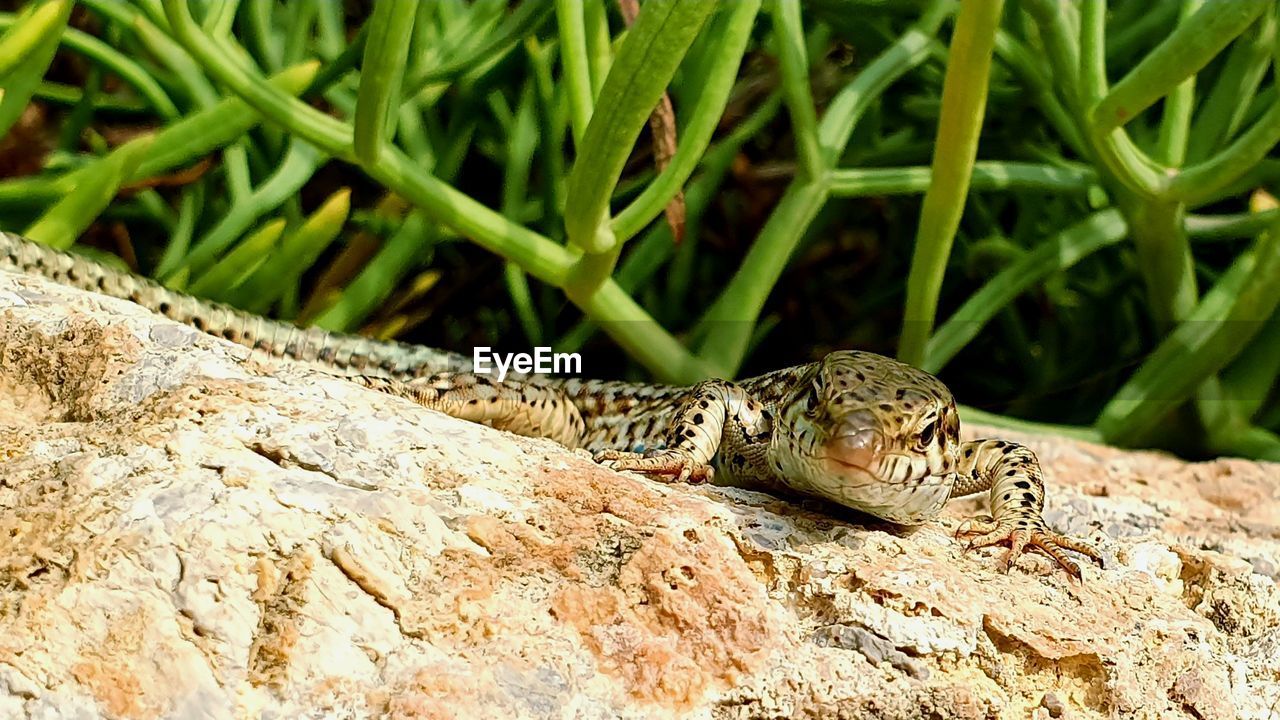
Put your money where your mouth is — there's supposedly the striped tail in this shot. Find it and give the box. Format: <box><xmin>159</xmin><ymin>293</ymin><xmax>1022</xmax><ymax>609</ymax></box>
<box><xmin>0</xmin><ymin>231</ymin><xmax>468</xmax><ymax>379</ymax></box>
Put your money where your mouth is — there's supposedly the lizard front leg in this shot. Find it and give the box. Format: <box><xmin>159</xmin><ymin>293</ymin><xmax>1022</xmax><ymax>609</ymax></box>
<box><xmin>951</xmin><ymin>439</ymin><xmax>1104</xmax><ymax>577</ymax></box>
<box><xmin>354</xmin><ymin>373</ymin><xmax>586</xmax><ymax>448</ymax></box>
<box><xmin>595</xmin><ymin>379</ymin><xmax>770</xmax><ymax>484</ymax></box>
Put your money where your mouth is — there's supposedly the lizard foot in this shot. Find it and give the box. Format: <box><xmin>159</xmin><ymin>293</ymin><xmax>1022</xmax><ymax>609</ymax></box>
<box><xmin>956</xmin><ymin>518</ymin><xmax>1104</xmax><ymax>579</ymax></box>
<box><xmin>594</xmin><ymin>449</ymin><xmax>715</xmax><ymax>484</ymax></box>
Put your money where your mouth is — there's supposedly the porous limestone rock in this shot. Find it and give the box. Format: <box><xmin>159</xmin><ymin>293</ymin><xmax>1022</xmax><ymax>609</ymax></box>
<box><xmin>0</xmin><ymin>270</ymin><xmax>1277</xmax><ymax>720</ymax></box>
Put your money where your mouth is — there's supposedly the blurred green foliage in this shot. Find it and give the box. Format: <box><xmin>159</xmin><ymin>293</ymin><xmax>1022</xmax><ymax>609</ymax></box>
<box><xmin>0</xmin><ymin>0</ymin><xmax>1279</xmax><ymax>460</ymax></box>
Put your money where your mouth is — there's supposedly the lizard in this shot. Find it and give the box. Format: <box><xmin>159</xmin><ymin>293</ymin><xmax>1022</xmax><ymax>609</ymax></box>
<box><xmin>0</xmin><ymin>230</ymin><xmax>1103</xmax><ymax>577</ymax></box>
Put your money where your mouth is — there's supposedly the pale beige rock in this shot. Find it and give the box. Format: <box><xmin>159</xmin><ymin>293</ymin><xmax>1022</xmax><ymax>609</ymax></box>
<box><xmin>0</xmin><ymin>270</ymin><xmax>1277</xmax><ymax>720</ymax></box>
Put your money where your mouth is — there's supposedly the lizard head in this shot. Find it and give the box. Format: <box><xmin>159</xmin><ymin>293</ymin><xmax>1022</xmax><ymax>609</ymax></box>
<box><xmin>770</xmin><ymin>350</ymin><xmax>960</xmax><ymax>523</ymax></box>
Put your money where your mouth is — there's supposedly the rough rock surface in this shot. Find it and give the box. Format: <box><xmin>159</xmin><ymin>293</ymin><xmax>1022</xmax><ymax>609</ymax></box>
<box><xmin>0</xmin><ymin>270</ymin><xmax>1277</xmax><ymax>720</ymax></box>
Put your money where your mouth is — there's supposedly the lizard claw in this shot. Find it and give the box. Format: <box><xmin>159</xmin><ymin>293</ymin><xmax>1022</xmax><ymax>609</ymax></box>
<box><xmin>956</xmin><ymin>518</ymin><xmax>1104</xmax><ymax>579</ymax></box>
<box><xmin>594</xmin><ymin>449</ymin><xmax>714</xmax><ymax>484</ymax></box>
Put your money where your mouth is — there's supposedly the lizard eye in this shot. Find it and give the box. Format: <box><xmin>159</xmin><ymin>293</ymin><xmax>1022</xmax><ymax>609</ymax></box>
<box><xmin>799</xmin><ymin>380</ymin><xmax>822</xmax><ymax>416</ymax></box>
<box><xmin>918</xmin><ymin>420</ymin><xmax>937</xmax><ymax>446</ymax></box>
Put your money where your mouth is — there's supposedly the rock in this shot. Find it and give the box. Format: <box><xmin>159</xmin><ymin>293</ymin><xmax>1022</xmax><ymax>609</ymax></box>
<box><xmin>0</xmin><ymin>270</ymin><xmax>1277</xmax><ymax>720</ymax></box>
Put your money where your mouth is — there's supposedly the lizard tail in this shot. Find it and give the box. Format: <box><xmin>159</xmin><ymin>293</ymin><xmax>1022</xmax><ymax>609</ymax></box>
<box><xmin>0</xmin><ymin>231</ymin><xmax>468</xmax><ymax>379</ymax></box>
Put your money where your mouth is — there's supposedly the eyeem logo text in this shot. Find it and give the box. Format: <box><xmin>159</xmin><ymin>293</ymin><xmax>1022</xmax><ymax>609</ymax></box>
<box><xmin>473</xmin><ymin>347</ymin><xmax>582</xmax><ymax>381</ymax></box>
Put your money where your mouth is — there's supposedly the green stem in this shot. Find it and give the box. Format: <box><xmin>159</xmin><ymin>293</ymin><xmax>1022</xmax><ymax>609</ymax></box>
<box><xmin>23</xmin><ymin>136</ymin><xmax>153</xmax><ymax>249</ymax></box>
<box><xmin>245</xmin><ymin>0</ymin><xmax>281</xmax><ymax>72</ymax></box>
<box><xmin>1021</xmin><ymin>0</ymin><xmax>1081</xmax><ymax>112</ymax></box>
<box><xmin>205</xmin><ymin>0</ymin><xmax>241</xmax><ymax>37</ymax></box>
<box><xmin>1124</xmin><ymin>196</ymin><xmax>1199</xmax><ymax>330</ymax></box>
<box><xmin>555</xmin><ymin>0</ymin><xmax>593</xmax><ymax>146</ymax></box>
<box><xmin>405</xmin><ymin>2</ymin><xmax>552</xmax><ymax>91</ymax></box>
<box><xmin>370</xmin><ymin>148</ymin><xmax>573</xmax><ymax>285</ymax></box>
<box><xmin>1186</xmin><ymin>11</ymin><xmax>1276</xmax><ymax>162</ymax></box>
<box><xmin>584</xmin><ymin>0</ymin><xmax>611</xmax><ymax>96</ymax></box>
<box><xmin>25</xmin><ymin>81</ymin><xmax>146</xmax><ymax>112</ymax></box>
<box><xmin>500</xmin><ymin>83</ymin><xmax>542</xmax><ymax>344</ymax></box>
<box><xmin>309</xmin><ymin>210</ymin><xmax>431</xmax><ymax>332</ymax></box>
<box><xmin>1092</xmin><ymin>0</ymin><xmax>1268</xmax><ymax>135</ymax></box>
<box><xmin>233</xmin><ymin>188</ymin><xmax>352</xmax><ymax>312</ymax></box>
<box><xmin>818</xmin><ymin>0</ymin><xmax>949</xmax><ymax>155</ymax></box>
<box><xmin>610</xmin><ymin>0</ymin><xmax>761</xmax><ymax>242</ymax></box>
<box><xmin>353</xmin><ymin>0</ymin><xmax>416</xmax><ymax>164</ymax></box>
<box><xmin>168</xmin><ymin>139</ymin><xmax>324</xmax><ymax>279</ymax></box>
<box><xmin>1106</xmin><ymin>0</ymin><xmax>1178</xmax><ymax>66</ymax></box>
<box><xmin>1096</xmin><ymin>214</ymin><xmax>1280</xmax><ymax>444</ymax></box>
<box><xmin>1079</xmin><ymin>0</ymin><xmax>1107</xmax><ymax>106</ymax></box>
<box><xmin>1170</xmin><ymin>98</ymin><xmax>1280</xmax><ymax>204</ymax></box>
<box><xmin>1219</xmin><ymin>307</ymin><xmax>1280</xmax><ymax>422</ymax></box>
<box><xmin>303</xmin><ymin>23</ymin><xmax>368</xmax><ymax>98</ymax></box>
<box><xmin>189</xmin><ymin>219</ymin><xmax>286</xmax><ymax>298</ymax></box>
<box><xmin>960</xmin><ymin>405</ymin><xmax>1104</xmax><ymax>443</ymax></box>
<box><xmin>696</xmin><ymin>180</ymin><xmax>830</xmax><ymax>374</ymax></box>
<box><xmin>162</xmin><ymin>0</ymin><xmax>572</xmax><ymax>286</ymax></box>
<box><xmin>924</xmin><ymin>209</ymin><xmax>1128</xmax><ymax>373</ymax></box>
<box><xmin>564</xmin><ymin>247</ymin><xmax>621</xmax><ymax>305</ymax></box>
<box><xmin>558</xmin><ymin>93</ymin><xmax>779</xmax><ymax>354</ymax></box>
<box><xmin>562</xmin><ymin>0</ymin><xmax>715</xmax><ymax>254</ymax></box>
<box><xmin>0</xmin><ymin>0</ymin><xmax>72</xmax><ymax>137</ymax></box>
<box><xmin>1154</xmin><ymin>1</ymin><xmax>1201</xmax><ymax>167</ymax></box>
<box><xmin>1186</xmin><ymin>208</ymin><xmax>1280</xmax><ymax>241</ymax></box>
<box><xmin>164</xmin><ymin>1</ymin><xmax>353</xmax><ymax>155</ymax></box>
<box><xmin>0</xmin><ymin>0</ymin><xmax>68</xmax><ymax>78</ymax></box>
<box><xmin>898</xmin><ymin>0</ymin><xmax>1005</xmax><ymax>367</ymax></box>
<box><xmin>993</xmin><ymin>30</ymin><xmax>1087</xmax><ymax>158</ymax></box>
<box><xmin>698</xmin><ymin>3</ymin><xmax>949</xmax><ymax>376</ymax></box>
<box><xmin>771</xmin><ymin>0</ymin><xmax>824</xmax><ymax>179</ymax></box>
<box><xmin>829</xmin><ymin>161</ymin><xmax>1098</xmax><ymax>197</ymax></box>
<box><xmin>583</xmin><ymin>280</ymin><xmax>718</xmax><ymax>384</ymax></box>
<box><xmin>0</xmin><ymin>12</ymin><xmax>178</xmax><ymax>118</ymax></box>
<box><xmin>1207</xmin><ymin>424</ymin><xmax>1280</xmax><ymax>461</ymax></box>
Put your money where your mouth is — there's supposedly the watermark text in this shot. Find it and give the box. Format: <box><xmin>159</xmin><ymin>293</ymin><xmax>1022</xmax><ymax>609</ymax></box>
<box><xmin>473</xmin><ymin>347</ymin><xmax>582</xmax><ymax>381</ymax></box>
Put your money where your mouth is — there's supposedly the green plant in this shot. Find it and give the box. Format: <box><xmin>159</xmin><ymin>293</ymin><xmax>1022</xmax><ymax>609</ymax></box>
<box><xmin>1</xmin><ymin>0</ymin><xmax>1279</xmax><ymax>460</ymax></box>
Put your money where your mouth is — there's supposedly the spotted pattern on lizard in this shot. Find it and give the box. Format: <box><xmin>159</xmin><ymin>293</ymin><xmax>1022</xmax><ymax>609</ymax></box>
<box><xmin>0</xmin><ymin>231</ymin><xmax>1103</xmax><ymax>577</ymax></box>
